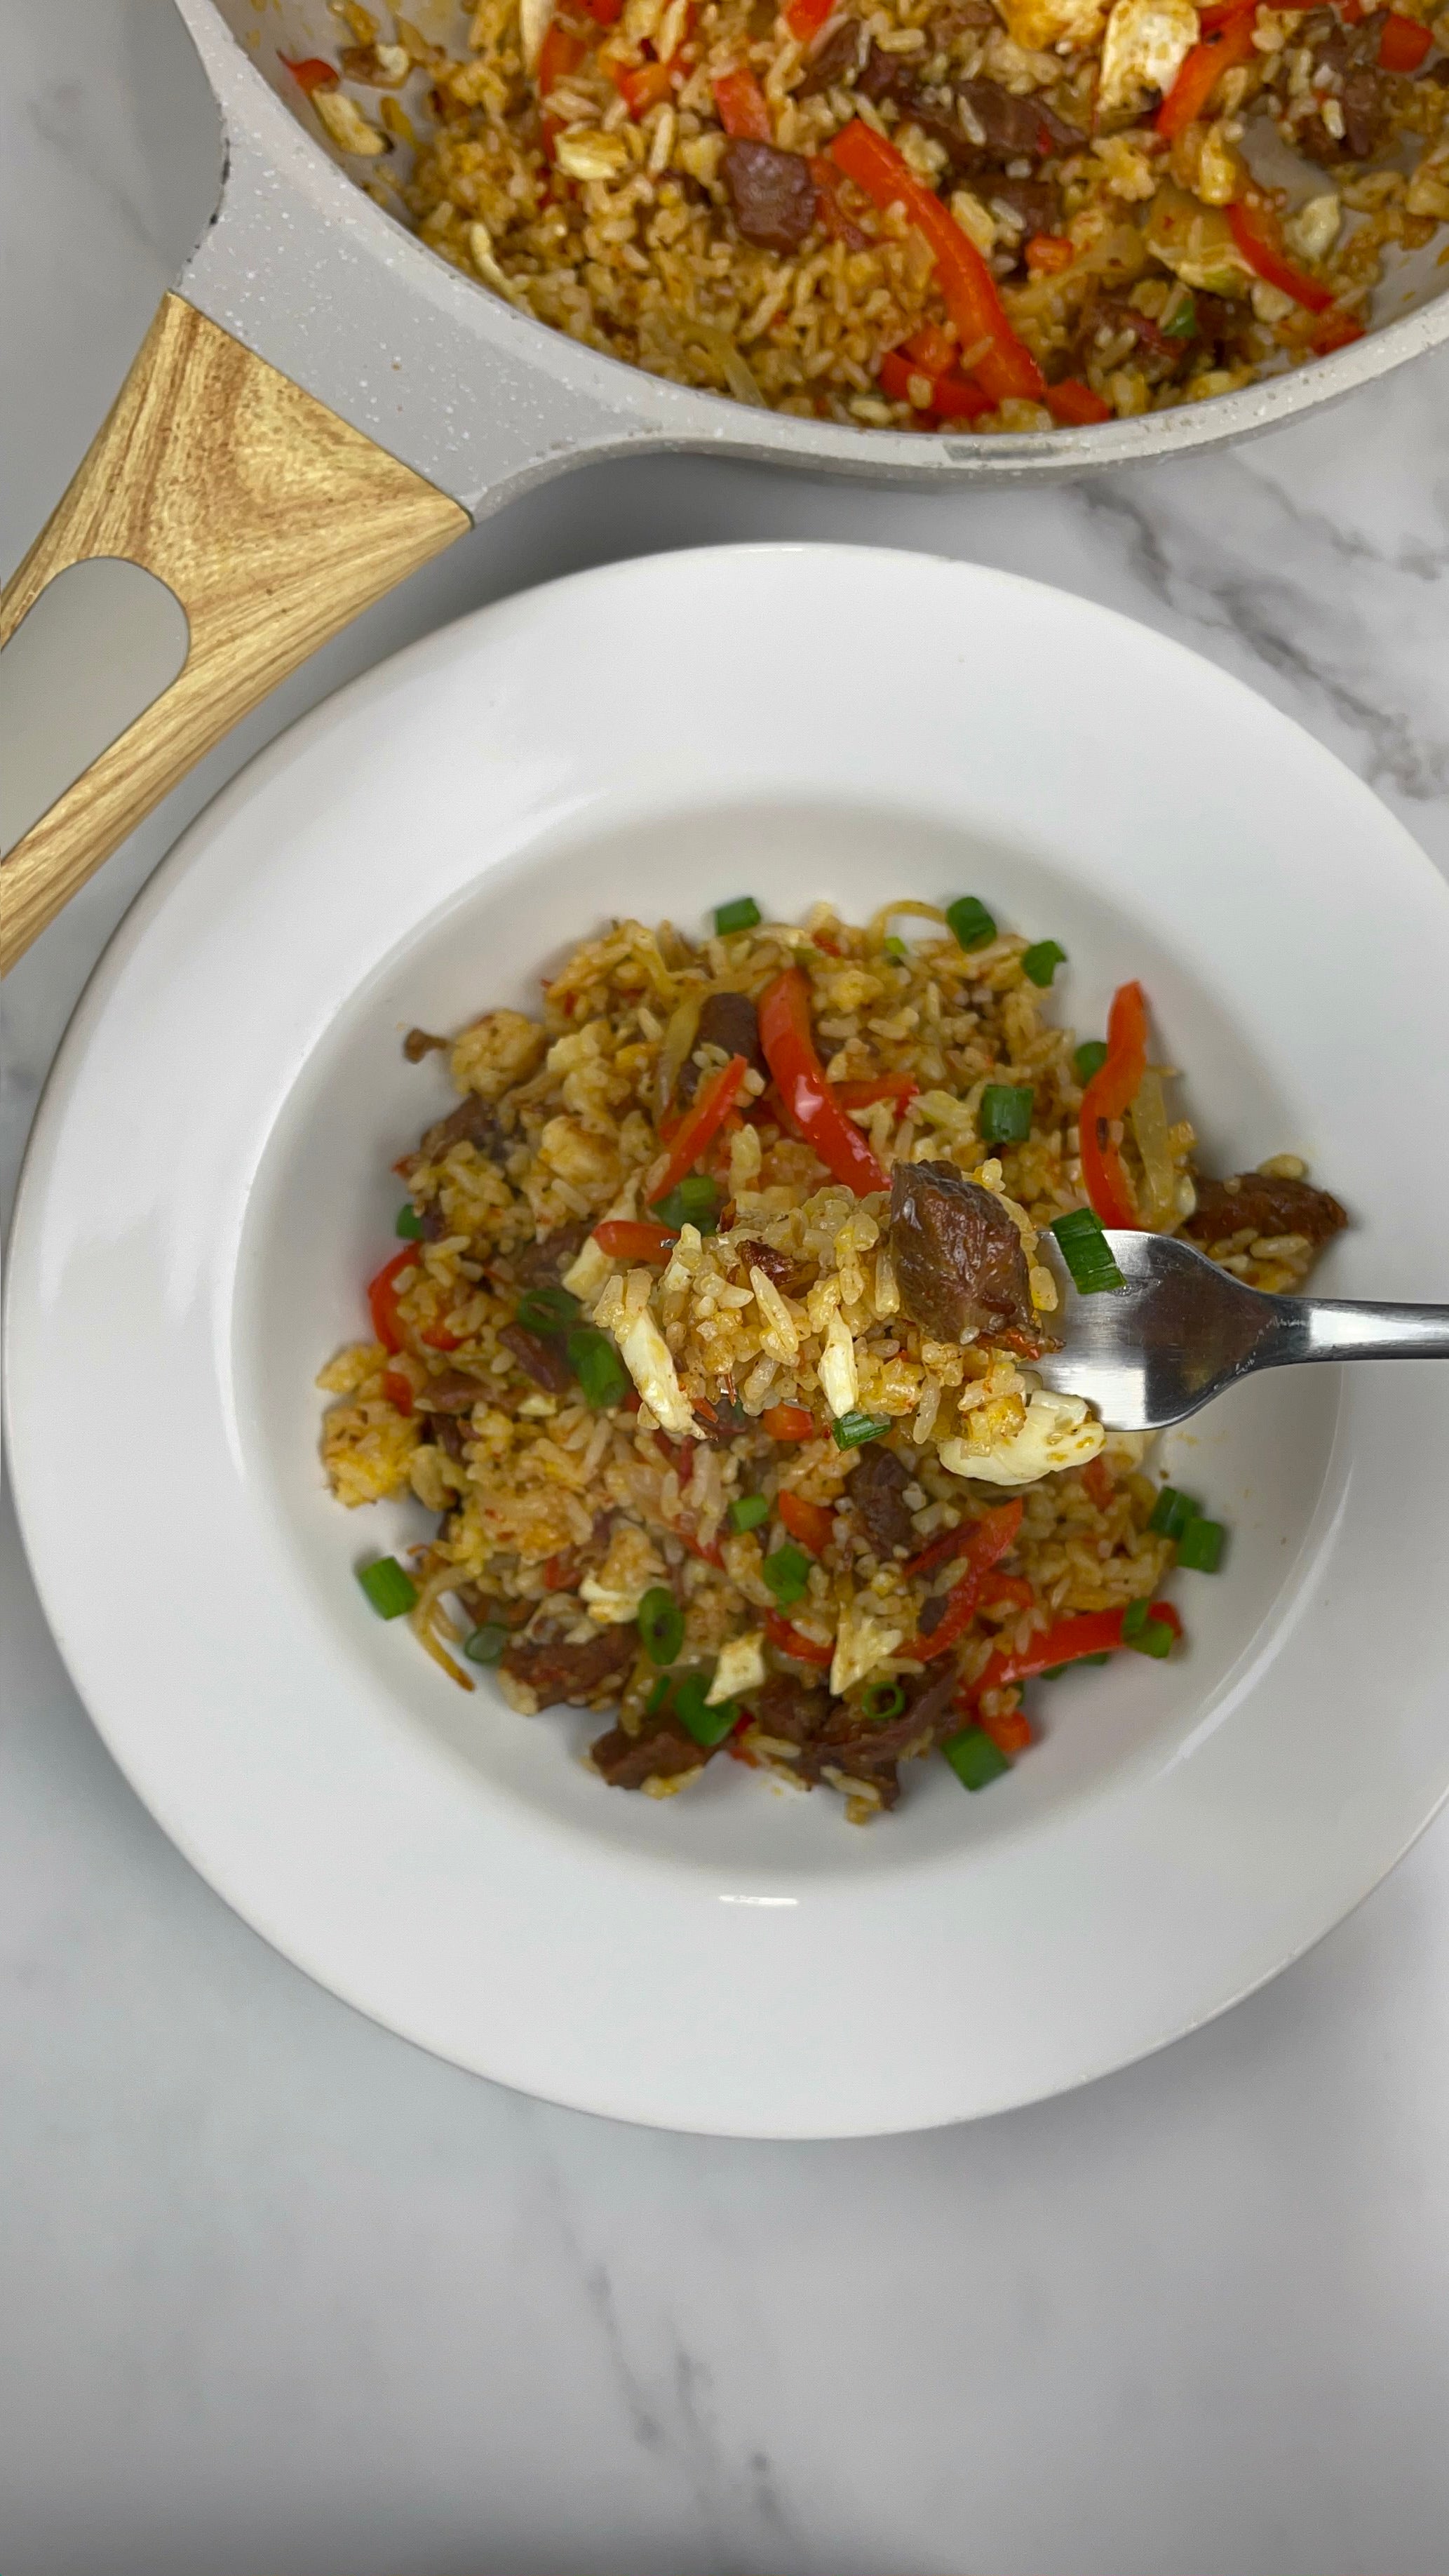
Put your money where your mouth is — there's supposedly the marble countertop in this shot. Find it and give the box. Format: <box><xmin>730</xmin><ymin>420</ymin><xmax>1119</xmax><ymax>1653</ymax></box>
<box><xmin>5</xmin><ymin>6</ymin><xmax>1449</xmax><ymax>2571</ymax></box>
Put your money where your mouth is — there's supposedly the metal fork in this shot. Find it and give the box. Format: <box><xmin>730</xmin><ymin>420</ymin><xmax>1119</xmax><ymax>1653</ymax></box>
<box><xmin>1033</xmin><ymin>1229</ymin><xmax>1449</xmax><ymax>1432</ymax></box>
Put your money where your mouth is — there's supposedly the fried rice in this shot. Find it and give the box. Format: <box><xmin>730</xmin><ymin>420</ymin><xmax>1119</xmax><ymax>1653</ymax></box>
<box><xmin>317</xmin><ymin>896</ymin><xmax>1346</xmax><ymax>1818</ymax></box>
<box><xmin>296</xmin><ymin>0</ymin><xmax>1449</xmax><ymax>433</ymax></box>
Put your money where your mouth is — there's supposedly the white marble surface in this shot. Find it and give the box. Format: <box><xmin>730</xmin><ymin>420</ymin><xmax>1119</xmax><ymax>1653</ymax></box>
<box><xmin>6</xmin><ymin>4</ymin><xmax>1449</xmax><ymax>2570</ymax></box>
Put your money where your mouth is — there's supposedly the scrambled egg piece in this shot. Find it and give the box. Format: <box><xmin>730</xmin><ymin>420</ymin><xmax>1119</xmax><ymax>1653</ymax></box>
<box><xmin>830</xmin><ymin>1599</ymin><xmax>905</xmax><ymax>1698</ymax></box>
<box><xmin>939</xmin><ymin>1390</ymin><xmax>1105</xmax><ymax>1487</ymax></box>
<box><xmin>707</xmin><ymin>1630</ymin><xmax>767</xmax><ymax>1704</ymax></box>
<box><xmin>997</xmin><ymin>0</ymin><xmax>1110</xmax><ymax>51</ymax></box>
<box><xmin>1097</xmin><ymin>0</ymin><xmax>1199</xmax><ymax>117</ymax></box>
<box><xmin>619</xmin><ymin>1308</ymin><xmax>694</xmax><ymax>1435</ymax></box>
<box><xmin>581</xmin><ymin>1524</ymin><xmax>662</xmax><ymax>1625</ymax></box>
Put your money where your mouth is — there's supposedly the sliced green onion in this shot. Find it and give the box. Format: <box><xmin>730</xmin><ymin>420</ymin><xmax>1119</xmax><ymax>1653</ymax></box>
<box><xmin>1161</xmin><ymin>289</ymin><xmax>1197</xmax><ymax>337</ymax></box>
<box><xmin>645</xmin><ymin>1675</ymin><xmax>673</xmax><ymax>1717</ymax></box>
<box><xmin>943</xmin><ymin>1725</ymin><xmax>1011</xmax><ymax>1791</ymax></box>
<box><xmin>395</xmin><ymin>1203</ymin><xmax>424</xmax><ymax>1240</ymax></box>
<box><xmin>715</xmin><ymin>896</ymin><xmax>762</xmax><ymax>936</ymax></box>
<box><xmin>652</xmin><ymin>1175</ymin><xmax>720</xmax><ymax>1235</ymax></box>
<box><xmin>1042</xmin><ymin>1649</ymin><xmax>1111</xmax><ymax>1679</ymax></box>
<box><xmin>1073</xmin><ymin>1039</ymin><xmax>1109</xmax><ymax>1086</ymax></box>
<box><xmin>1121</xmin><ymin>1597</ymin><xmax>1150</xmax><ymax>1640</ymax></box>
<box><xmin>861</xmin><ymin>1679</ymin><xmax>906</xmax><ymax>1723</ymax></box>
<box><xmin>832</xmin><ymin>1411</ymin><xmax>891</xmax><ymax>1451</ymax></box>
<box><xmin>1040</xmin><ymin>1663</ymin><xmax>1069</xmax><ymax>1681</ymax></box>
<box><xmin>727</xmin><ymin>1491</ymin><xmax>769</xmax><ymax>1534</ymax></box>
<box><xmin>978</xmin><ymin>1082</ymin><xmax>1034</xmax><ymax>1146</ymax></box>
<box><xmin>357</xmin><ymin>1556</ymin><xmax>417</xmax><ymax>1619</ymax></box>
<box><xmin>884</xmin><ymin>935</ymin><xmax>908</xmax><ymax>962</ymax></box>
<box><xmin>762</xmin><ymin>1541</ymin><xmax>811</xmax><ymax>1607</ymax></box>
<box><xmin>672</xmin><ymin>1670</ymin><xmax>739</xmax><ymax>1746</ymax></box>
<box><xmin>516</xmin><ymin>1284</ymin><xmax>581</xmax><ymax>1336</ymax></box>
<box><xmin>638</xmin><ymin>1586</ymin><xmax>685</xmax><ymax>1666</ymax></box>
<box><xmin>1131</xmin><ymin>1616</ymin><xmax>1176</xmax><ymax>1659</ymax></box>
<box><xmin>1178</xmin><ymin>1516</ymin><xmax>1225</xmax><ymax>1573</ymax></box>
<box><xmin>566</xmin><ymin>1327</ymin><xmax>628</xmax><ymax>1410</ymax></box>
<box><xmin>1021</xmin><ymin>939</ymin><xmax>1067</xmax><ymax>989</ymax></box>
<box><xmin>1050</xmin><ymin>1207</ymin><xmax>1125</xmax><ymax>1295</ymax></box>
<box><xmin>1148</xmin><ymin>1485</ymin><xmax>1199</xmax><ymax>1540</ymax></box>
<box><xmin>464</xmin><ymin>1622</ymin><xmax>508</xmax><ymax>1665</ymax></box>
<box><xmin>1080</xmin><ymin>1649</ymin><xmax>1112</xmax><ymax>1667</ymax></box>
<box><xmin>947</xmin><ymin>896</ymin><xmax>997</xmax><ymax>954</ymax></box>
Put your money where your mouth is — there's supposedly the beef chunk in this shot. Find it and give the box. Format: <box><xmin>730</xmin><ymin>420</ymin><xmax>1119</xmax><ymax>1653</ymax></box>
<box><xmin>1070</xmin><ymin>288</ymin><xmax>1241</xmax><ymax>388</ymax></box>
<box><xmin>419</xmin><ymin>1092</ymin><xmax>509</xmax><ymax>1165</ymax></box>
<box><xmin>749</xmin><ymin>1671</ymin><xmax>833</xmax><ymax>1745</ymax></box>
<box><xmin>430</xmin><ymin>1414</ymin><xmax>469</xmax><ymax>1463</ymax></box>
<box><xmin>722</xmin><ymin>139</ymin><xmax>819</xmax><ymax>250</ymax></box>
<box><xmin>590</xmin><ymin>1712</ymin><xmax>710</xmax><ymax>1790</ymax></box>
<box><xmin>693</xmin><ymin>1391</ymin><xmax>752</xmax><ymax>1444</ymax></box>
<box><xmin>1295</xmin><ymin>11</ymin><xmax>1386</xmax><ymax>159</ymax></box>
<box><xmin>1182</xmin><ymin>1172</ymin><xmax>1348</xmax><ymax>1249</ymax></box>
<box><xmin>737</xmin><ymin>1237</ymin><xmax>809</xmax><ymax>1299</ymax></box>
<box><xmin>403</xmin><ymin>1027</ymin><xmax>450</xmax><ymax>1061</ymax></box>
<box><xmin>981</xmin><ymin>173</ymin><xmax>1060</xmax><ymax>242</ymax></box>
<box><xmin>850</xmin><ymin>1442</ymin><xmax>916</xmax><ymax>1557</ymax></box>
<box><xmin>889</xmin><ymin>1160</ymin><xmax>1038</xmax><ymax>1345</ymax></box>
<box><xmin>499</xmin><ymin>1322</ymin><xmax>574</xmax><ymax>1391</ymax></box>
<box><xmin>797</xmin><ymin>14</ymin><xmax>870</xmax><ymax>95</ymax></box>
<box><xmin>678</xmin><ymin>990</ymin><xmax>768</xmax><ymax>1105</ymax></box>
<box><xmin>415</xmin><ymin>1369</ymin><xmax>484</xmax><ymax>1414</ymax></box>
<box><xmin>858</xmin><ymin>53</ymin><xmax>1080</xmax><ymax>170</ymax></box>
<box><xmin>510</xmin><ymin>1221</ymin><xmax>591</xmax><ymax>1287</ymax></box>
<box><xmin>501</xmin><ymin>1620</ymin><xmax>636</xmax><ymax>1711</ymax></box>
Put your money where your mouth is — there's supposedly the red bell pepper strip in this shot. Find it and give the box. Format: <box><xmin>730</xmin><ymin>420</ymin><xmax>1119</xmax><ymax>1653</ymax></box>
<box><xmin>1380</xmin><ymin>9</ymin><xmax>1433</xmax><ymax>67</ymax></box>
<box><xmin>971</xmin><ymin>1597</ymin><xmax>1181</xmax><ymax>1693</ymax></box>
<box><xmin>1309</xmin><ymin>307</ymin><xmax>1366</xmax><ymax>355</ymax></box>
<box><xmin>879</xmin><ymin>349</ymin><xmax>992</xmax><ymax>421</ymax></box>
<box><xmin>1046</xmin><ymin>377</ymin><xmax>1113</xmax><ymax>426</ymax></box>
<box><xmin>828</xmin><ymin>121</ymin><xmax>1046</xmax><ymax>405</ymax></box>
<box><xmin>1082</xmin><ymin>1454</ymin><xmax>1115</xmax><ymax>1510</ymax></box>
<box><xmin>281</xmin><ymin>54</ymin><xmax>339</xmax><ymax>93</ymax></box>
<box><xmin>765</xmin><ymin>1611</ymin><xmax>835</xmax><ymax>1666</ymax></box>
<box><xmin>650</xmin><ymin>1053</ymin><xmax>750</xmax><ymax>1201</ymax></box>
<box><xmin>1227</xmin><ymin>198</ymin><xmax>1335</xmax><ymax>311</ymax></box>
<box><xmin>680</xmin><ymin>1525</ymin><xmax>726</xmax><ymax>1569</ymax></box>
<box><xmin>831</xmin><ymin>1073</ymin><xmax>922</xmax><ymax>1109</ymax></box>
<box><xmin>978</xmin><ymin>1699</ymin><xmax>1032</xmax><ymax>1756</ymax></box>
<box><xmin>584</xmin><ymin>0</ymin><xmax>624</xmax><ymax>20</ymax></box>
<box><xmin>762</xmin><ymin>1402</ymin><xmax>816</xmax><ymax>1441</ymax></box>
<box><xmin>757</xmin><ymin>970</ymin><xmax>889</xmax><ymax>1198</ymax></box>
<box><xmin>1078</xmin><ymin>978</ymin><xmax>1148</xmax><ymax>1228</ymax></box>
<box><xmin>368</xmin><ymin>1249</ymin><xmax>415</xmax><ymax>1355</ymax></box>
<box><xmin>1025</xmin><ymin>232</ymin><xmax>1076</xmax><ymax>276</ymax></box>
<box><xmin>915</xmin><ymin>1500</ymin><xmax>1024</xmax><ymax>1660</ymax></box>
<box><xmin>1156</xmin><ymin>9</ymin><xmax>1260</xmax><ymax>137</ymax></box>
<box><xmin>382</xmin><ymin>1369</ymin><xmax>415</xmax><ymax>1416</ymax></box>
<box><xmin>982</xmin><ymin>1574</ymin><xmax>1034</xmax><ymax>1616</ymax></box>
<box><xmin>713</xmin><ymin>66</ymin><xmax>772</xmax><ymax>137</ymax></box>
<box><xmin>420</xmin><ymin>1318</ymin><xmax>463</xmax><ymax>1352</ymax></box>
<box><xmin>777</xmin><ymin>1491</ymin><xmax>836</xmax><ymax>1556</ymax></box>
<box><xmin>539</xmin><ymin>21</ymin><xmax>587</xmax><ymax>92</ymax></box>
<box><xmin>809</xmin><ymin>154</ymin><xmax>871</xmax><ymax>248</ymax></box>
<box><xmin>593</xmin><ymin>1219</ymin><xmax>680</xmax><ymax>1261</ymax></box>
<box><xmin>786</xmin><ymin>0</ymin><xmax>836</xmax><ymax>36</ymax></box>
<box><xmin>612</xmin><ymin>57</ymin><xmax>675</xmax><ymax>114</ymax></box>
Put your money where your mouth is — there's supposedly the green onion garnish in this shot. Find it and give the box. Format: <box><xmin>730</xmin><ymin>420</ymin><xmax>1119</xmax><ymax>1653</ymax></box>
<box><xmin>947</xmin><ymin>896</ymin><xmax>997</xmax><ymax>954</ymax></box>
<box><xmin>1041</xmin><ymin>1663</ymin><xmax>1068</xmax><ymax>1680</ymax></box>
<box><xmin>395</xmin><ymin>1204</ymin><xmax>424</xmax><ymax>1240</ymax></box>
<box><xmin>516</xmin><ymin>1284</ymin><xmax>581</xmax><ymax>1336</ymax></box>
<box><xmin>1021</xmin><ymin>939</ymin><xmax>1067</xmax><ymax>989</ymax></box>
<box><xmin>762</xmin><ymin>1541</ymin><xmax>811</xmax><ymax>1607</ymax></box>
<box><xmin>672</xmin><ymin>1670</ymin><xmax>739</xmax><ymax>1747</ymax></box>
<box><xmin>1081</xmin><ymin>1650</ymin><xmax>1112</xmax><ymax>1667</ymax></box>
<box><xmin>1073</xmin><ymin>1039</ymin><xmax>1109</xmax><ymax>1086</ymax></box>
<box><xmin>1050</xmin><ymin>1207</ymin><xmax>1125</xmax><ymax>1295</ymax></box>
<box><xmin>1121</xmin><ymin>1597</ymin><xmax>1149</xmax><ymax>1640</ymax></box>
<box><xmin>1148</xmin><ymin>1485</ymin><xmax>1199</xmax><ymax>1540</ymax></box>
<box><xmin>942</xmin><ymin>1726</ymin><xmax>1011</xmax><ymax>1791</ymax></box>
<box><xmin>861</xmin><ymin>1679</ymin><xmax>906</xmax><ymax>1723</ymax></box>
<box><xmin>727</xmin><ymin>1492</ymin><xmax>769</xmax><ymax>1534</ymax></box>
<box><xmin>1131</xmin><ymin>1617</ymin><xmax>1176</xmax><ymax>1659</ymax></box>
<box><xmin>978</xmin><ymin>1082</ymin><xmax>1034</xmax><ymax>1146</ymax></box>
<box><xmin>832</xmin><ymin>1411</ymin><xmax>891</xmax><ymax>1451</ymax></box>
<box><xmin>1047</xmin><ymin>1649</ymin><xmax>1113</xmax><ymax>1675</ymax></box>
<box><xmin>884</xmin><ymin>935</ymin><xmax>908</xmax><ymax>962</ymax></box>
<box><xmin>714</xmin><ymin>896</ymin><xmax>762</xmax><ymax>936</ymax></box>
<box><xmin>464</xmin><ymin>1622</ymin><xmax>509</xmax><ymax>1665</ymax></box>
<box><xmin>1161</xmin><ymin>290</ymin><xmax>1197</xmax><ymax>338</ymax></box>
<box><xmin>357</xmin><ymin>1556</ymin><xmax>417</xmax><ymax>1620</ymax></box>
<box><xmin>638</xmin><ymin>1586</ymin><xmax>685</xmax><ymax>1666</ymax></box>
<box><xmin>565</xmin><ymin>1326</ymin><xmax>628</xmax><ymax>1409</ymax></box>
<box><xmin>645</xmin><ymin>1675</ymin><xmax>673</xmax><ymax>1717</ymax></box>
<box><xmin>1177</xmin><ymin>1516</ymin><xmax>1225</xmax><ymax>1573</ymax></box>
<box><xmin>652</xmin><ymin>1175</ymin><xmax>720</xmax><ymax>1235</ymax></box>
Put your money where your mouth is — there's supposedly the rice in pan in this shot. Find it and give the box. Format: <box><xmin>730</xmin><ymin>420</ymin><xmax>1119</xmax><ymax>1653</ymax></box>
<box><xmin>318</xmin><ymin>894</ymin><xmax>1346</xmax><ymax>1818</ymax></box>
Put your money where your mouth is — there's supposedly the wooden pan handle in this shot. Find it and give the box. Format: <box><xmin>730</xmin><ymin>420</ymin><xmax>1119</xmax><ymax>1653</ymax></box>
<box><xmin>0</xmin><ymin>291</ymin><xmax>469</xmax><ymax>974</ymax></box>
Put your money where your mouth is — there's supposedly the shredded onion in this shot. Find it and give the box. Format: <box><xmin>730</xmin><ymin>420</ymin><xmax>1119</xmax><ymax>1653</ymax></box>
<box><xmin>867</xmin><ymin>899</ymin><xmax>948</xmax><ymax>939</ymax></box>
<box><xmin>655</xmin><ymin>991</ymin><xmax>702</xmax><ymax>1119</ymax></box>
<box><xmin>519</xmin><ymin>0</ymin><xmax>553</xmax><ymax>72</ymax></box>
<box><xmin>1128</xmin><ymin>1068</ymin><xmax>1178</xmax><ymax>1230</ymax></box>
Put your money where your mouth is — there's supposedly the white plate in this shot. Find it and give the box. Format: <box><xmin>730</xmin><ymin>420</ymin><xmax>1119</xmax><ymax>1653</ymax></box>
<box><xmin>10</xmin><ymin>544</ymin><xmax>1449</xmax><ymax>2138</ymax></box>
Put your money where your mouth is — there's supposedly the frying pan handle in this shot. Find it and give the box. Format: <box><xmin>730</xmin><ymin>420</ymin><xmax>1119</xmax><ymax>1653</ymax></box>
<box><xmin>0</xmin><ymin>290</ymin><xmax>467</xmax><ymax>974</ymax></box>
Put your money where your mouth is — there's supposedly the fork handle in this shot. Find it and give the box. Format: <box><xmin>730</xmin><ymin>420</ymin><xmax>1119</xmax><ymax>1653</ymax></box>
<box><xmin>1269</xmin><ymin>1296</ymin><xmax>1449</xmax><ymax>1364</ymax></box>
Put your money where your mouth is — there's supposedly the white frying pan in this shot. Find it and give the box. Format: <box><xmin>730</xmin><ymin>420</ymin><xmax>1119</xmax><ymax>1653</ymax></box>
<box><xmin>2</xmin><ymin>0</ymin><xmax>1444</xmax><ymax>972</ymax></box>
